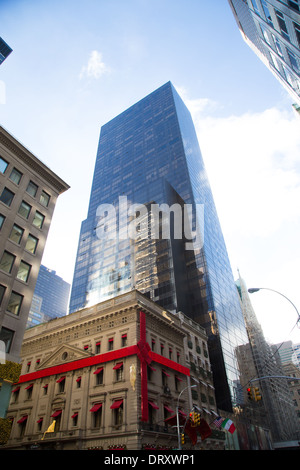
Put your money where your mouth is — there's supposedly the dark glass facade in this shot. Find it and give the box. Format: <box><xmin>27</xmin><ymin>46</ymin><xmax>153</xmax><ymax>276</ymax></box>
<box><xmin>69</xmin><ymin>82</ymin><xmax>248</xmax><ymax>411</ymax></box>
<box><xmin>0</xmin><ymin>37</ymin><xmax>12</xmax><ymax>65</ymax></box>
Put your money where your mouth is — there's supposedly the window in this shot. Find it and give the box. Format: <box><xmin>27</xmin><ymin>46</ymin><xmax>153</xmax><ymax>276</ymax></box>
<box><xmin>25</xmin><ymin>234</ymin><xmax>38</xmax><ymax>254</ymax></box>
<box><xmin>113</xmin><ymin>362</ymin><xmax>124</xmax><ymax>382</ymax></box>
<box><xmin>0</xmin><ymin>326</ymin><xmax>14</xmax><ymax>353</ymax></box>
<box><xmin>94</xmin><ymin>366</ymin><xmax>104</xmax><ymax>385</ymax></box>
<box><xmin>111</xmin><ymin>399</ymin><xmax>123</xmax><ymax>426</ymax></box>
<box><xmin>9</xmin><ymin>168</ymin><xmax>22</xmax><ymax>185</ymax></box>
<box><xmin>40</xmin><ymin>191</ymin><xmax>50</xmax><ymax>207</ymax></box>
<box><xmin>287</xmin><ymin>48</ymin><xmax>300</xmax><ymax>73</ymax></box>
<box><xmin>0</xmin><ymin>284</ymin><xmax>5</xmax><ymax>304</ymax></box>
<box><xmin>17</xmin><ymin>261</ymin><xmax>31</xmax><ymax>282</ymax></box>
<box><xmin>90</xmin><ymin>403</ymin><xmax>102</xmax><ymax>428</ymax></box>
<box><xmin>121</xmin><ymin>333</ymin><xmax>127</xmax><ymax>347</ymax></box>
<box><xmin>18</xmin><ymin>201</ymin><xmax>31</xmax><ymax>219</ymax></box>
<box><xmin>56</xmin><ymin>376</ymin><xmax>65</xmax><ymax>393</ymax></box>
<box><xmin>0</xmin><ymin>187</ymin><xmax>14</xmax><ymax>207</ymax></box>
<box><xmin>293</xmin><ymin>22</ymin><xmax>300</xmax><ymax>47</ymax></box>
<box><xmin>275</xmin><ymin>10</ymin><xmax>290</xmax><ymax>41</ymax></box>
<box><xmin>0</xmin><ymin>251</ymin><xmax>15</xmax><ymax>273</ymax></box>
<box><xmin>37</xmin><ymin>417</ymin><xmax>43</xmax><ymax>432</ymax></box>
<box><xmin>288</xmin><ymin>0</ymin><xmax>300</xmax><ymax>12</ymax></box>
<box><xmin>251</xmin><ymin>0</ymin><xmax>260</xmax><ymax>15</ymax></box>
<box><xmin>0</xmin><ymin>157</ymin><xmax>8</xmax><ymax>174</ymax></box>
<box><xmin>9</xmin><ymin>224</ymin><xmax>24</xmax><ymax>244</ymax></box>
<box><xmin>0</xmin><ymin>214</ymin><xmax>5</xmax><ymax>230</ymax></box>
<box><xmin>76</xmin><ymin>376</ymin><xmax>81</xmax><ymax>388</ymax></box>
<box><xmin>108</xmin><ymin>337</ymin><xmax>114</xmax><ymax>351</ymax></box>
<box><xmin>42</xmin><ymin>384</ymin><xmax>48</xmax><ymax>395</ymax></box>
<box><xmin>71</xmin><ymin>412</ymin><xmax>78</xmax><ymax>427</ymax></box>
<box><xmin>26</xmin><ymin>180</ymin><xmax>38</xmax><ymax>197</ymax></box>
<box><xmin>25</xmin><ymin>383</ymin><xmax>33</xmax><ymax>399</ymax></box>
<box><xmin>95</xmin><ymin>341</ymin><xmax>101</xmax><ymax>354</ymax></box>
<box><xmin>32</xmin><ymin>211</ymin><xmax>44</xmax><ymax>229</ymax></box>
<box><xmin>272</xmin><ymin>34</ymin><xmax>283</xmax><ymax>57</ymax></box>
<box><xmin>261</xmin><ymin>0</ymin><xmax>273</xmax><ymax>26</ymax></box>
<box><xmin>7</xmin><ymin>291</ymin><xmax>23</xmax><ymax>315</ymax></box>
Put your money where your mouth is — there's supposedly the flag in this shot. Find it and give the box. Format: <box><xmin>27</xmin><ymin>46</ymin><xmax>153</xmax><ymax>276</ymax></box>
<box><xmin>213</xmin><ymin>416</ymin><xmax>224</xmax><ymax>428</ymax></box>
<box><xmin>221</xmin><ymin>418</ymin><xmax>236</xmax><ymax>434</ymax></box>
<box><xmin>41</xmin><ymin>420</ymin><xmax>56</xmax><ymax>440</ymax></box>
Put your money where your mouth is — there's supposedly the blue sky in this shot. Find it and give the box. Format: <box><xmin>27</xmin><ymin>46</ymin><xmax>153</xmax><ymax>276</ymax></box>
<box><xmin>1</xmin><ymin>0</ymin><xmax>300</xmax><ymax>345</ymax></box>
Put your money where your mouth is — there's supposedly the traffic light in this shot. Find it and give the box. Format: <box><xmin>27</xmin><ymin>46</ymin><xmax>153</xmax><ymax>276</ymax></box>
<box><xmin>181</xmin><ymin>433</ymin><xmax>185</xmax><ymax>445</ymax></box>
<box><xmin>189</xmin><ymin>411</ymin><xmax>195</xmax><ymax>426</ymax></box>
<box><xmin>253</xmin><ymin>387</ymin><xmax>262</xmax><ymax>401</ymax></box>
<box><xmin>194</xmin><ymin>412</ymin><xmax>201</xmax><ymax>426</ymax></box>
<box><xmin>247</xmin><ymin>387</ymin><xmax>253</xmax><ymax>401</ymax></box>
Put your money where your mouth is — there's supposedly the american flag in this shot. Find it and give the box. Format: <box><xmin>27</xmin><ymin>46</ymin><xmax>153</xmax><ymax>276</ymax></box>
<box><xmin>213</xmin><ymin>416</ymin><xmax>224</xmax><ymax>428</ymax></box>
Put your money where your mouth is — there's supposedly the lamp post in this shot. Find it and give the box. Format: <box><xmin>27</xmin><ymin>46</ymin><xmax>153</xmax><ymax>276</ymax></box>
<box><xmin>176</xmin><ymin>384</ymin><xmax>197</xmax><ymax>450</ymax></box>
<box><xmin>248</xmin><ymin>287</ymin><xmax>300</xmax><ymax>325</ymax></box>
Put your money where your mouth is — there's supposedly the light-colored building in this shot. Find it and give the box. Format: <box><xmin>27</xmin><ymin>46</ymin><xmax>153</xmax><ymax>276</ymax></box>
<box><xmin>0</xmin><ymin>125</ymin><xmax>69</xmax><ymax>420</ymax></box>
<box><xmin>229</xmin><ymin>0</ymin><xmax>300</xmax><ymax>106</ymax></box>
<box><xmin>5</xmin><ymin>290</ymin><xmax>224</xmax><ymax>450</ymax></box>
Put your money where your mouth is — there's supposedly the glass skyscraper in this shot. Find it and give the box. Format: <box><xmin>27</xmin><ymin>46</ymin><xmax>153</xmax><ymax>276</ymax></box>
<box><xmin>228</xmin><ymin>0</ymin><xmax>300</xmax><ymax>107</ymax></box>
<box><xmin>69</xmin><ymin>82</ymin><xmax>248</xmax><ymax>412</ymax></box>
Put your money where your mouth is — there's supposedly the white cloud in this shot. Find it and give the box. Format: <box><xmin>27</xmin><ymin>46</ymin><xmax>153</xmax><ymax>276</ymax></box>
<box><xmin>79</xmin><ymin>50</ymin><xmax>110</xmax><ymax>80</ymax></box>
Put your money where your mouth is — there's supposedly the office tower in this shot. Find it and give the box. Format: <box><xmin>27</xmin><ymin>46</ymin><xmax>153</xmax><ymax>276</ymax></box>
<box><xmin>27</xmin><ymin>265</ymin><xmax>70</xmax><ymax>328</ymax></box>
<box><xmin>236</xmin><ymin>274</ymin><xmax>299</xmax><ymax>446</ymax></box>
<box><xmin>0</xmin><ymin>38</ymin><xmax>12</xmax><ymax>66</ymax></box>
<box><xmin>0</xmin><ymin>125</ymin><xmax>69</xmax><ymax>417</ymax></box>
<box><xmin>69</xmin><ymin>82</ymin><xmax>249</xmax><ymax>413</ymax></box>
<box><xmin>228</xmin><ymin>0</ymin><xmax>300</xmax><ymax>106</ymax></box>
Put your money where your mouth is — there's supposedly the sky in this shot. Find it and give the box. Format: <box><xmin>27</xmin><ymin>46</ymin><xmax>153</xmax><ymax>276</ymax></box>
<box><xmin>0</xmin><ymin>0</ymin><xmax>300</xmax><ymax>346</ymax></box>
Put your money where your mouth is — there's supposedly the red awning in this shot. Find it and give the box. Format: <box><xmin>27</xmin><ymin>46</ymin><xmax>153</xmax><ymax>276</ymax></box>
<box><xmin>175</xmin><ymin>375</ymin><xmax>183</xmax><ymax>382</ymax></box>
<box><xmin>71</xmin><ymin>412</ymin><xmax>78</xmax><ymax>419</ymax></box>
<box><xmin>110</xmin><ymin>399</ymin><xmax>123</xmax><ymax>409</ymax></box>
<box><xmin>17</xmin><ymin>415</ymin><xmax>28</xmax><ymax>424</ymax></box>
<box><xmin>164</xmin><ymin>405</ymin><xmax>174</xmax><ymax>414</ymax></box>
<box><xmin>93</xmin><ymin>367</ymin><xmax>103</xmax><ymax>375</ymax></box>
<box><xmin>37</xmin><ymin>417</ymin><xmax>43</xmax><ymax>424</ymax></box>
<box><xmin>162</xmin><ymin>370</ymin><xmax>170</xmax><ymax>377</ymax></box>
<box><xmin>148</xmin><ymin>401</ymin><xmax>159</xmax><ymax>410</ymax></box>
<box><xmin>51</xmin><ymin>409</ymin><xmax>62</xmax><ymax>418</ymax></box>
<box><xmin>90</xmin><ymin>403</ymin><xmax>102</xmax><ymax>412</ymax></box>
<box><xmin>148</xmin><ymin>365</ymin><xmax>156</xmax><ymax>372</ymax></box>
<box><xmin>76</xmin><ymin>376</ymin><xmax>81</xmax><ymax>382</ymax></box>
<box><xmin>25</xmin><ymin>383</ymin><xmax>33</xmax><ymax>390</ymax></box>
<box><xmin>12</xmin><ymin>386</ymin><xmax>20</xmax><ymax>393</ymax></box>
<box><xmin>43</xmin><ymin>384</ymin><xmax>48</xmax><ymax>389</ymax></box>
<box><xmin>56</xmin><ymin>376</ymin><xmax>65</xmax><ymax>383</ymax></box>
<box><xmin>113</xmin><ymin>362</ymin><xmax>123</xmax><ymax>370</ymax></box>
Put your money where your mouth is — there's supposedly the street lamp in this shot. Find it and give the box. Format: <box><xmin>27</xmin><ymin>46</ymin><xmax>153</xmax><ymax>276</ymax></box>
<box><xmin>248</xmin><ymin>287</ymin><xmax>300</xmax><ymax>325</ymax></box>
<box><xmin>176</xmin><ymin>384</ymin><xmax>197</xmax><ymax>450</ymax></box>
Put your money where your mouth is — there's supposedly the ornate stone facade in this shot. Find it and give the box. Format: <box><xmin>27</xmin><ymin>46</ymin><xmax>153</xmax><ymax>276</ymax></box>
<box><xmin>5</xmin><ymin>291</ymin><xmax>224</xmax><ymax>450</ymax></box>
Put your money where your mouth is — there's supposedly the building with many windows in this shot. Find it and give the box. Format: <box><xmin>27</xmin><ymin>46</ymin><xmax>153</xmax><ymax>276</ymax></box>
<box><xmin>69</xmin><ymin>81</ymin><xmax>249</xmax><ymax>415</ymax></box>
<box><xmin>0</xmin><ymin>38</ymin><xmax>12</xmax><ymax>66</ymax></box>
<box><xmin>27</xmin><ymin>265</ymin><xmax>70</xmax><ymax>328</ymax></box>
<box><xmin>0</xmin><ymin>125</ymin><xmax>69</xmax><ymax>418</ymax></box>
<box><xmin>228</xmin><ymin>0</ymin><xmax>300</xmax><ymax>106</ymax></box>
<box><xmin>5</xmin><ymin>290</ymin><xmax>225</xmax><ymax>450</ymax></box>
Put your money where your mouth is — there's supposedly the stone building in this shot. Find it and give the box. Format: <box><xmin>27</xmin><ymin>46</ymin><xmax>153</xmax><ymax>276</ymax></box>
<box><xmin>5</xmin><ymin>290</ymin><xmax>224</xmax><ymax>450</ymax></box>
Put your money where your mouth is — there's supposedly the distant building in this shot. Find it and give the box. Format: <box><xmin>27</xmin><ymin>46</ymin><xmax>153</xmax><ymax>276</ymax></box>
<box><xmin>5</xmin><ymin>290</ymin><xmax>224</xmax><ymax>450</ymax></box>
<box><xmin>0</xmin><ymin>125</ymin><xmax>69</xmax><ymax>419</ymax></box>
<box><xmin>27</xmin><ymin>265</ymin><xmax>70</xmax><ymax>328</ymax></box>
<box><xmin>228</xmin><ymin>0</ymin><xmax>300</xmax><ymax>106</ymax></box>
<box><xmin>0</xmin><ymin>38</ymin><xmax>12</xmax><ymax>65</ymax></box>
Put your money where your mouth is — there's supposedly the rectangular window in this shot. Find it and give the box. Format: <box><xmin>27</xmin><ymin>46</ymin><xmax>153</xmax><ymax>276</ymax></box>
<box><xmin>108</xmin><ymin>338</ymin><xmax>114</xmax><ymax>351</ymax></box>
<box><xmin>121</xmin><ymin>334</ymin><xmax>127</xmax><ymax>347</ymax></box>
<box><xmin>293</xmin><ymin>22</ymin><xmax>300</xmax><ymax>47</ymax></box>
<box><xmin>26</xmin><ymin>180</ymin><xmax>38</xmax><ymax>197</ymax></box>
<box><xmin>9</xmin><ymin>224</ymin><xmax>24</xmax><ymax>244</ymax></box>
<box><xmin>25</xmin><ymin>234</ymin><xmax>38</xmax><ymax>254</ymax></box>
<box><xmin>18</xmin><ymin>201</ymin><xmax>31</xmax><ymax>219</ymax></box>
<box><xmin>261</xmin><ymin>0</ymin><xmax>273</xmax><ymax>27</ymax></box>
<box><xmin>0</xmin><ymin>214</ymin><xmax>5</xmax><ymax>230</ymax></box>
<box><xmin>40</xmin><ymin>190</ymin><xmax>50</xmax><ymax>207</ymax></box>
<box><xmin>287</xmin><ymin>48</ymin><xmax>299</xmax><ymax>73</ymax></box>
<box><xmin>288</xmin><ymin>0</ymin><xmax>300</xmax><ymax>12</ymax></box>
<box><xmin>0</xmin><ymin>251</ymin><xmax>15</xmax><ymax>273</ymax></box>
<box><xmin>32</xmin><ymin>211</ymin><xmax>44</xmax><ymax>229</ymax></box>
<box><xmin>0</xmin><ymin>187</ymin><xmax>14</xmax><ymax>207</ymax></box>
<box><xmin>17</xmin><ymin>261</ymin><xmax>31</xmax><ymax>282</ymax></box>
<box><xmin>0</xmin><ymin>326</ymin><xmax>14</xmax><ymax>353</ymax></box>
<box><xmin>0</xmin><ymin>284</ymin><xmax>6</xmax><ymax>304</ymax></box>
<box><xmin>7</xmin><ymin>291</ymin><xmax>23</xmax><ymax>315</ymax></box>
<box><xmin>0</xmin><ymin>157</ymin><xmax>8</xmax><ymax>174</ymax></box>
<box><xmin>275</xmin><ymin>10</ymin><xmax>290</xmax><ymax>41</ymax></box>
<box><xmin>9</xmin><ymin>168</ymin><xmax>22</xmax><ymax>185</ymax></box>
